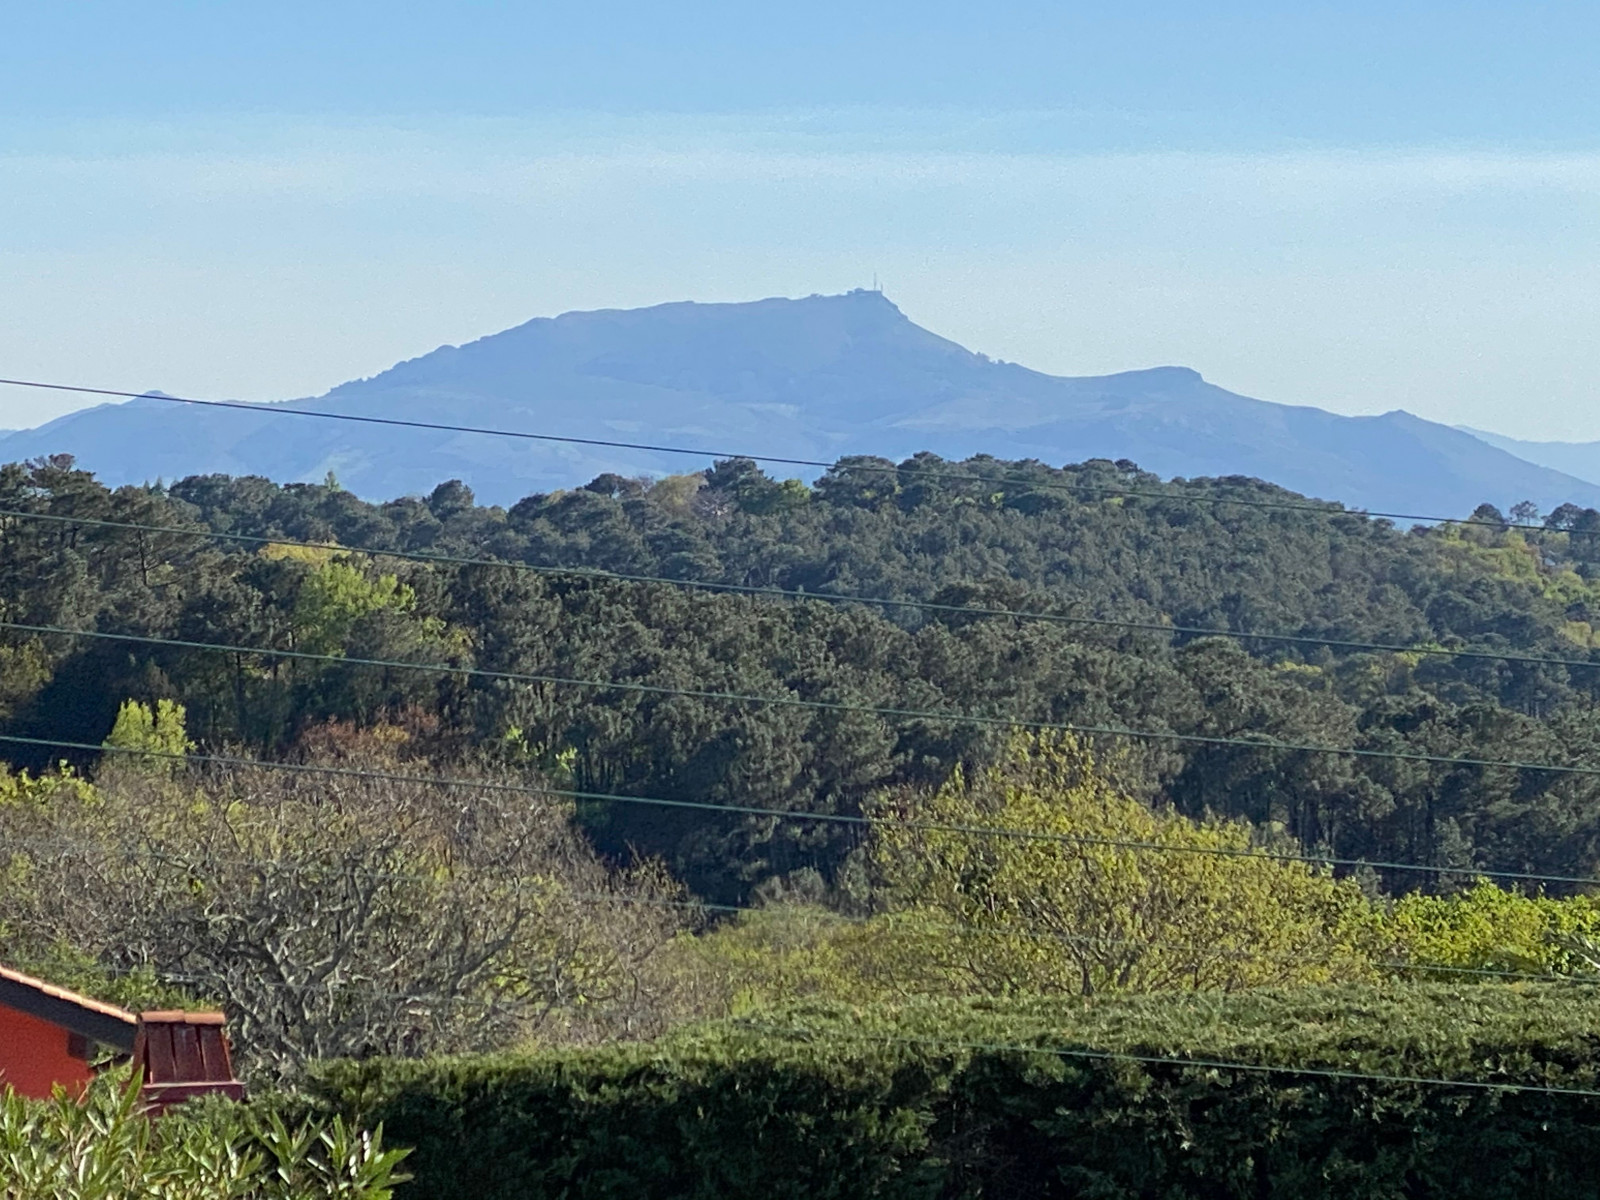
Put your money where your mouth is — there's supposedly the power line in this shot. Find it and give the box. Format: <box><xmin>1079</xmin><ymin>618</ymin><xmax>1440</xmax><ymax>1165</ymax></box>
<box><xmin>745</xmin><ymin>1022</ymin><xmax>1600</xmax><ymax>1099</ymax></box>
<box><xmin>48</xmin><ymin>858</ymin><xmax>1593</xmax><ymax>990</ymax></box>
<box><xmin>60</xmin><ymin>938</ymin><xmax>1600</xmax><ymax>1097</ymax></box>
<box><xmin>78</xmin><ymin>950</ymin><xmax>1600</xmax><ymax>1096</ymax></box>
<box><xmin>6</xmin><ymin>505</ymin><xmax>1598</xmax><ymax>674</ymax></box>
<box><xmin>10</xmin><ymin>618</ymin><xmax>1600</xmax><ymax>785</ymax></box>
<box><xmin>0</xmin><ymin>376</ymin><xmax>1576</xmax><ymax>532</ymax></box>
<box><xmin>8</xmin><ymin>733</ymin><xmax>1600</xmax><ymax>887</ymax></box>
<box><xmin>77</xmin><ymin>946</ymin><xmax>1600</xmax><ymax>1010</ymax></box>
<box><xmin>14</xmin><ymin>382</ymin><xmax>1600</xmax><ymax>1093</ymax></box>
<box><xmin>24</xmin><ymin>815</ymin><xmax>1600</xmax><ymax>998</ymax></box>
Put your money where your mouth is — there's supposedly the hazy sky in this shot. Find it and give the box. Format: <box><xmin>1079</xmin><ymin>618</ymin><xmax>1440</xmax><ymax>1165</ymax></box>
<box><xmin>4</xmin><ymin>2</ymin><xmax>1599</xmax><ymax>438</ymax></box>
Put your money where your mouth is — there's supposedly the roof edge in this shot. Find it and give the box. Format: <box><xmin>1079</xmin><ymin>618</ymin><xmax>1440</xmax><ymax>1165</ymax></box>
<box><xmin>0</xmin><ymin>964</ymin><xmax>139</xmax><ymax>1052</ymax></box>
<box><xmin>138</xmin><ymin>1010</ymin><xmax>225</xmax><ymax>1026</ymax></box>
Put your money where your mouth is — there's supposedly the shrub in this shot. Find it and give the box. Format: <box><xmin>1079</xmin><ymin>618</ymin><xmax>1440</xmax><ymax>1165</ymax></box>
<box><xmin>1385</xmin><ymin>880</ymin><xmax>1600</xmax><ymax>979</ymax></box>
<box><xmin>0</xmin><ymin>1070</ymin><xmax>408</xmax><ymax>1199</ymax></box>
<box><xmin>311</xmin><ymin>982</ymin><xmax>1600</xmax><ymax>1199</ymax></box>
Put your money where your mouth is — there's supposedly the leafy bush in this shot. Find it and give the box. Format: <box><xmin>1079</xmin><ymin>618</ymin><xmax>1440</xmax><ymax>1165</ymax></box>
<box><xmin>0</xmin><ymin>1071</ymin><xmax>408</xmax><ymax>1199</ymax></box>
<box><xmin>312</xmin><ymin>982</ymin><xmax>1600</xmax><ymax>1199</ymax></box>
<box><xmin>868</xmin><ymin>732</ymin><xmax>1379</xmax><ymax>994</ymax></box>
<box><xmin>103</xmin><ymin>698</ymin><xmax>193</xmax><ymax>770</ymax></box>
<box><xmin>1385</xmin><ymin>880</ymin><xmax>1600</xmax><ymax>978</ymax></box>
<box><xmin>676</xmin><ymin>741</ymin><xmax>1600</xmax><ymax>1015</ymax></box>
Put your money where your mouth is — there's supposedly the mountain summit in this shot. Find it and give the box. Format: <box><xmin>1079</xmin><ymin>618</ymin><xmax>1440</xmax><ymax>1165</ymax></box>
<box><xmin>6</xmin><ymin>290</ymin><xmax>1597</xmax><ymax>514</ymax></box>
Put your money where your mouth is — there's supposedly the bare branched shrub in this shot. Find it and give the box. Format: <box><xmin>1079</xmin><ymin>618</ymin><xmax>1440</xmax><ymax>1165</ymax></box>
<box><xmin>0</xmin><ymin>727</ymin><xmax>694</xmax><ymax>1079</ymax></box>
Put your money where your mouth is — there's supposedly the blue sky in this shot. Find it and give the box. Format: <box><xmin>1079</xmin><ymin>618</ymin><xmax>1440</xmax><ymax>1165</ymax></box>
<box><xmin>3</xmin><ymin>2</ymin><xmax>1599</xmax><ymax>438</ymax></box>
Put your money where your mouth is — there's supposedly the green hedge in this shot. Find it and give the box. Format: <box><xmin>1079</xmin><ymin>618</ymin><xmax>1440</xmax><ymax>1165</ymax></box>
<box><xmin>312</xmin><ymin>983</ymin><xmax>1600</xmax><ymax>1199</ymax></box>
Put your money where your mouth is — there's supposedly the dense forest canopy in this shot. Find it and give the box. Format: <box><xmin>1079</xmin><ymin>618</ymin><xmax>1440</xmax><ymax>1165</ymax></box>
<box><xmin>7</xmin><ymin>451</ymin><xmax>1600</xmax><ymax>903</ymax></box>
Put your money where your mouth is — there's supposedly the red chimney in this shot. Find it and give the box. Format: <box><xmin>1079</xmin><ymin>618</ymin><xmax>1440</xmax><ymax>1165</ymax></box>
<box><xmin>132</xmin><ymin>1010</ymin><xmax>245</xmax><ymax>1113</ymax></box>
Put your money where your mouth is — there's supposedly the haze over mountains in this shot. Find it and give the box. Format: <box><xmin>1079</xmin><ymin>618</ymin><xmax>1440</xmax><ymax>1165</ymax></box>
<box><xmin>4</xmin><ymin>290</ymin><xmax>1596</xmax><ymax>516</ymax></box>
<box><xmin>1457</xmin><ymin>427</ymin><xmax>1600</xmax><ymax>495</ymax></box>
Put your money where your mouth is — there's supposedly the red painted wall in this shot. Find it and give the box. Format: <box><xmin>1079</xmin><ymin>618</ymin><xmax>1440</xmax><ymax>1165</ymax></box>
<box><xmin>0</xmin><ymin>1003</ymin><xmax>94</xmax><ymax>1099</ymax></box>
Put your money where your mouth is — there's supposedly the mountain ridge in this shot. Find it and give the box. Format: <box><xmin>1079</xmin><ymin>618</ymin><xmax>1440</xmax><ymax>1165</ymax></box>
<box><xmin>4</xmin><ymin>290</ymin><xmax>1597</xmax><ymax>515</ymax></box>
<box><xmin>1456</xmin><ymin>425</ymin><xmax>1600</xmax><ymax>491</ymax></box>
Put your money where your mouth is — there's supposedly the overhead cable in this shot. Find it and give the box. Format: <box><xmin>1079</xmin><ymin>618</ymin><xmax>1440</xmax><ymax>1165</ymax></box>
<box><xmin>7</xmin><ymin>733</ymin><xmax>1600</xmax><ymax>887</ymax></box>
<box><xmin>0</xmin><ymin>376</ymin><xmax>1576</xmax><ymax>532</ymax></box>
<box><xmin>12</xmin><ymin>620</ymin><xmax>1600</xmax><ymax>790</ymax></box>
<box><xmin>5</xmin><ymin>506</ymin><xmax>1597</xmax><ymax>674</ymax></box>
<box><xmin>11</xmin><ymin>619</ymin><xmax>1600</xmax><ymax>786</ymax></box>
<box><xmin>746</xmin><ymin>1023</ymin><xmax>1600</xmax><ymax>1099</ymax></box>
<box><xmin>30</xmin><ymin>845</ymin><xmax>1593</xmax><ymax>989</ymax></box>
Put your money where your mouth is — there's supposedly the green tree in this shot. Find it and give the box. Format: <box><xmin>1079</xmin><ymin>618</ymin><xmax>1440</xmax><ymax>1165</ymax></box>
<box><xmin>290</xmin><ymin>558</ymin><xmax>413</xmax><ymax>656</ymax></box>
<box><xmin>868</xmin><ymin>733</ymin><xmax>1378</xmax><ymax>995</ymax></box>
<box><xmin>103</xmin><ymin>698</ymin><xmax>192</xmax><ymax>771</ymax></box>
<box><xmin>15</xmin><ymin>450</ymin><xmax>1600</xmax><ymax>894</ymax></box>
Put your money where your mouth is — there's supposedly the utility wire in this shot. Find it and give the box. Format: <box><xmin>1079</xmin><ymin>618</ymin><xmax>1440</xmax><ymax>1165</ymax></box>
<box><xmin>8</xmin><ymin>733</ymin><xmax>1600</xmax><ymax>888</ymax></box>
<box><xmin>32</xmin><ymin>841</ymin><xmax>1592</xmax><ymax>989</ymax></box>
<box><xmin>82</xmin><ymin>946</ymin><xmax>1600</xmax><ymax>1096</ymax></box>
<box><xmin>61</xmin><ymin>946</ymin><xmax>1600</xmax><ymax>1097</ymax></box>
<box><xmin>6</xmin><ymin>506</ymin><xmax>1597</xmax><ymax>674</ymax></box>
<box><xmin>0</xmin><ymin>376</ymin><xmax>1576</xmax><ymax>532</ymax></box>
<box><xmin>744</xmin><ymin>1023</ymin><xmax>1600</xmax><ymax>1099</ymax></box>
<box><xmin>10</xmin><ymin>618</ymin><xmax>1600</xmax><ymax>786</ymax></box>
<box><xmin>14</xmin><ymin>384</ymin><xmax>1600</xmax><ymax>1093</ymax></box>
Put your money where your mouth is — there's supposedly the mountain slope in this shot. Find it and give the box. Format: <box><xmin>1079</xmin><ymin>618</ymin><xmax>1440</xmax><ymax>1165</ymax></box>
<box><xmin>5</xmin><ymin>290</ymin><xmax>1598</xmax><ymax>514</ymax></box>
<box><xmin>1459</xmin><ymin>426</ymin><xmax>1600</xmax><ymax>491</ymax></box>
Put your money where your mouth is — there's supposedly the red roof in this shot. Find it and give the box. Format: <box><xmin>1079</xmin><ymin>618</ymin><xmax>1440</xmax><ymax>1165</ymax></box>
<box><xmin>0</xmin><ymin>963</ymin><xmax>138</xmax><ymax>1052</ymax></box>
<box><xmin>0</xmin><ymin>963</ymin><xmax>245</xmax><ymax>1112</ymax></box>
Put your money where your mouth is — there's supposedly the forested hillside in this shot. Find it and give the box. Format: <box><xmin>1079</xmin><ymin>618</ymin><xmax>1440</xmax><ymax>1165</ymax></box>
<box><xmin>8</xmin><ymin>451</ymin><xmax>1600</xmax><ymax>904</ymax></box>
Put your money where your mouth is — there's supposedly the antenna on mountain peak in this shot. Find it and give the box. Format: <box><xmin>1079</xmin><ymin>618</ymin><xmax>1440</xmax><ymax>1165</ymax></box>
<box><xmin>871</xmin><ymin>272</ymin><xmax>881</xmax><ymax>293</ymax></box>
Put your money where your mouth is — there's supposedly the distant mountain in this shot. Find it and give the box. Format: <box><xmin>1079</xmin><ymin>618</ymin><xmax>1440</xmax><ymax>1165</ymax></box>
<box><xmin>1458</xmin><ymin>426</ymin><xmax>1600</xmax><ymax>492</ymax></box>
<box><xmin>6</xmin><ymin>290</ymin><xmax>1600</xmax><ymax>515</ymax></box>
